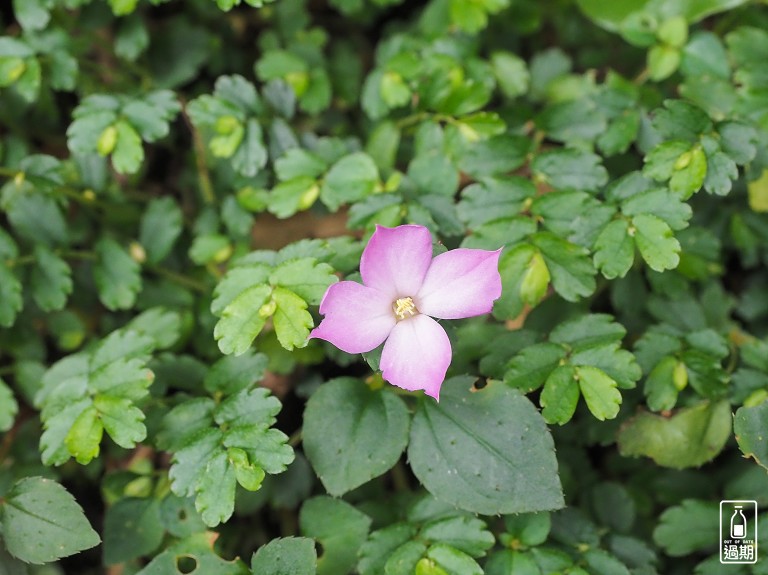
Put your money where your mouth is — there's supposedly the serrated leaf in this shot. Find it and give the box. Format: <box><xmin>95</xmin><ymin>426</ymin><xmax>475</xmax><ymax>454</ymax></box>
<box><xmin>136</xmin><ymin>533</ymin><xmax>248</xmax><ymax>575</ymax></box>
<box><xmin>408</xmin><ymin>377</ymin><xmax>564</xmax><ymax>515</ymax></box>
<box><xmin>272</xmin><ymin>286</ymin><xmax>313</xmax><ymax>350</ymax></box>
<box><xmin>251</xmin><ymin>537</ymin><xmax>317</xmax><ymax>575</ymax></box>
<box><xmin>531</xmin><ymin>233</ymin><xmax>596</xmax><ymax>301</ymax></box>
<box><xmin>94</xmin><ymin>395</ymin><xmax>146</xmax><ymax>448</ymax></box>
<box><xmin>734</xmin><ymin>401</ymin><xmax>768</xmax><ymax>472</ymax></box>
<box><xmin>540</xmin><ymin>365</ymin><xmax>580</xmax><ymax>425</ymax></box>
<box><xmin>645</xmin><ymin>356</ymin><xmax>681</xmax><ymax>412</ymax></box>
<box><xmin>594</xmin><ymin>219</ymin><xmax>634</xmax><ymax>279</ymax></box>
<box><xmin>64</xmin><ymin>404</ymin><xmax>102</xmax><ymax>464</ymax></box>
<box><xmin>269</xmin><ymin>257</ymin><xmax>337</xmax><ymax>304</ymax></box>
<box><xmin>30</xmin><ymin>245</ymin><xmax>72</xmax><ymax>311</ymax></box>
<box><xmin>214</xmin><ymin>284</ymin><xmax>272</xmax><ymax>356</ymax></box>
<box><xmin>211</xmin><ymin>264</ymin><xmax>271</xmax><ymax>315</ymax></box>
<box><xmin>0</xmin><ymin>264</ymin><xmax>22</xmax><ymax>328</ymax></box>
<box><xmin>652</xmin><ymin>500</ymin><xmax>718</xmax><ymax>556</ymax></box>
<box><xmin>94</xmin><ymin>237</ymin><xmax>142</xmax><ymax>310</ymax></box>
<box><xmin>532</xmin><ymin>149</ymin><xmax>608</xmax><ymax>192</ymax></box>
<box><xmin>112</xmin><ymin>119</ymin><xmax>144</xmax><ymax>174</ymax></box>
<box><xmin>140</xmin><ymin>196</ymin><xmax>183</xmax><ymax>264</ymax></box>
<box><xmin>303</xmin><ymin>378</ymin><xmax>410</xmax><ymax>496</ymax></box>
<box><xmin>203</xmin><ymin>351</ymin><xmax>268</xmax><ymax>395</ymax></box>
<box><xmin>576</xmin><ymin>366</ymin><xmax>622</xmax><ymax>421</ymax></box>
<box><xmin>618</xmin><ymin>400</ymin><xmax>731</xmax><ymax>468</ymax></box>
<box><xmin>232</xmin><ymin>118</ymin><xmax>268</xmax><ymax>177</ymax></box>
<box><xmin>504</xmin><ymin>343</ymin><xmax>567</xmax><ymax>392</ymax></box>
<box><xmin>320</xmin><ymin>152</ymin><xmax>379</xmax><ymax>211</ymax></box>
<box><xmin>632</xmin><ymin>213</ymin><xmax>680</xmax><ymax>272</ymax></box>
<box><xmin>0</xmin><ymin>477</ymin><xmax>100</xmax><ymax>564</ymax></box>
<box><xmin>300</xmin><ymin>496</ymin><xmax>371</xmax><ymax>575</ymax></box>
<box><xmin>419</xmin><ymin>516</ymin><xmax>494</xmax><ymax>558</ymax></box>
<box><xmin>0</xmin><ymin>377</ymin><xmax>19</xmax><ymax>432</ymax></box>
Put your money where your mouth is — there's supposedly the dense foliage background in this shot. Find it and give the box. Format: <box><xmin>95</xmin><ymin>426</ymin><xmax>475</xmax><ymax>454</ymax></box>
<box><xmin>2</xmin><ymin>0</ymin><xmax>768</xmax><ymax>573</ymax></box>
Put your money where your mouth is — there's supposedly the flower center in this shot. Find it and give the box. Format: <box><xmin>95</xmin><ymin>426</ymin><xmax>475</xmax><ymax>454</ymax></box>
<box><xmin>392</xmin><ymin>296</ymin><xmax>418</xmax><ymax>321</ymax></box>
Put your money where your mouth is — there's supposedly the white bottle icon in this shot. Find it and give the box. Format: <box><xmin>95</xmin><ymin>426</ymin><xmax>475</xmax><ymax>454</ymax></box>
<box><xmin>731</xmin><ymin>505</ymin><xmax>747</xmax><ymax>539</ymax></box>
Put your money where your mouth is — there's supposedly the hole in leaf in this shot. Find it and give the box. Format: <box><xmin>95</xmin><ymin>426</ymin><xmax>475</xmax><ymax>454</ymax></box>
<box><xmin>315</xmin><ymin>541</ymin><xmax>325</xmax><ymax>559</ymax></box>
<box><xmin>176</xmin><ymin>554</ymin><xmax>197</xmax><ymax>574</ymax></box>
<box><xmin>471</xmin><ymin>378</ymin><xmax>487</xmax><ymax>391</ymax></box>
<box><xmin>177</xmin><ymin>508</ymin><xmax>187</xmax><ymax>521</ymax></box>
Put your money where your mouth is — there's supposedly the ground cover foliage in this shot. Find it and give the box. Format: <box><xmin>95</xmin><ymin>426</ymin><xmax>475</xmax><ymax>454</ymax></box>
<box><xmin>1</xmin><ymin>0</ymin><xmax>768</xmax><ymax>573</ymax></box>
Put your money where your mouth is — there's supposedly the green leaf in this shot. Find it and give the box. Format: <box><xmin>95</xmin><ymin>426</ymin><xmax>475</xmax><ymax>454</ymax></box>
<box><xmin>594</xmin><ymin>219</ymin><xmax>634</xmax><ymax>279</ymax></box>
<box><xmin>426</xmin><ymin>544</ymin><xmax>483</xmax><ymax>575</ymax></box>
<box><xmin>94</xmin><ymin>395</ymin><xmax>147</xmax><ymax>448</ymax></box>
<box><xmin>251</xmin><ymin>538</ymin><xmax>316</xmax><ymax>575</ymax></box>
<box><xmin>0</xmin><ymin>477</ymin><xmax>100</xmax><ymax>564</ymax></box>
<box><xmin>0</xmin><ymin>264</ymin><xmax>22</xmax><ymax>328</ymax></box>
<box><xmin>618</xmin><ymin>400</ymin><xmax>731</xmax><ymax>468</ymax></box>
<box><xmin>30</xmin><ymin>245</ymin><xmax>72</xmax><ymax>311</ymax></box>
<box><xmin>275</xmin><ymin>148</ymin><xmax>327</xmax><ymax>181</ymax></box>
<box><xmin>204</xmin><ymin>351</ymin><xmax>268</xmax><ymax>395</ymax></box>
<box><xmin>300</xmin><ymin>496</ymin><xmax>371</xmax><ymax>575</ymax></box>
<box><xmin>271</xmin><ymin>287</ymin><xmax>313</xmax><ymax>351</ymax></box>
<box><xmin>0</xmin><ymin>377</ymin><xmax>18</xmax><ymax>432</ymax></box>
<box><xmin>576</xmin><ymin>366</ymin><xmax>622</xmax><ymax>421</ymax></box>
<box><xmin>631</xmin><ymin>213</ymin><xmax>680</xmax><ymax>272</ymax></box>
<box><xmin>504</xmin><ymin>343</ymin><xmax>567</xmax><ymax>392</ymax></box>
<box><xmin>531</xmin><ymin>233</ymin><xmax>596</xmax><ymax>301</ymax></box>
<box><xmin>320</xmin><ymin>152</ymin><xmax>379</xmax><ymax>211</ymax></box>
<box><xmin>269</xmin><ymin>258</ymin><xmax>338</xmax><ymax>304</ymax></box>
<box><xmin>644</xmin><ymin>355</ymin><xmax>681</xmax><ymax>411</ymax></box>
<box><xmin>540</xmin><ymin>366</ymin><xmax>580</xmax><ymax>425</ymax></box>
<box><xmin>420</xmin><ymin>516</ymin><xmax>494</xmax><ymax>558</ymax></box>
<box><xmin>103</xmin><ymin>498</ymin><xmax>164</xmax><ymax>565</ymax></box>
<box><xmin>532</xmin><ymin>149</ymin><xmax>608</xmax><ymax>192</ymax></box>
<box><xmin>214</xmin><ymin>284</ymin><xmax>272</xmax><ymax>356</ymax></box>
<box><xmin>140</xmin><ymin>196</ymin><xmax>183</xmax><ymax>264</ymax></box>
<box><xmin>408</xmin><ymin>377</ymin><xmax>564</xmax><ymax>515</ymax></box>
<box><xmin>303</xmin><ymin>378</ymin><xmax>410</xmax><ymax>496</ymax></box>
<box><xmin>652</xmin><ymin>500</ymin><xmax>719</xmax><ymax>556</ymax></box>
<box><xmin>165</xmin><ymin>389</ymin><xmax>293</xmax><ymax>527</ymax></box>
<box><xmin>136</xmin><ymin>533</ymin><xmax>248</xmax><ymax>575</ymax></box>
<box><xmin>64</xmin><ymin>404</ymin><xmax>102</xmax><ymax>464</ymax></box>
<box><xmin>94</xmin><ymin>237</ymin><xmax>142</xmax><ymax>310</ymax></box>
<box><xmin>112</xmin><ymin>119</ymin><xmax>144</xmax><ymax>174</ymax></box>
<box><xmin>491</xmin><ymin>52</ymin><xmax>529</xmax><ymax>98</ymax></box>
<box><xmin>232</xmin><ymin>118</ymin><xmax>268</xmax><ymax>177</ymax></box>
<box><xmin>189</xmin><ymin>234</ymin><xmax>232</xmax><ymax>265</ymax></box>
<box><xmin>212</xmin><ymin>264</ymin><xmax>271</xmax><ymax>315</ymax></box>
<box><xmin>734</xmin><ymin>401</ymin><xmax>768</xmax><ymax>472</ymax></box>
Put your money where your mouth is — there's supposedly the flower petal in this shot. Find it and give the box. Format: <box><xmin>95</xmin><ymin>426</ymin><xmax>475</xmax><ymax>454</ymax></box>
<box><xmin>309</xmin><ymin>281</ymin><xmax>396</xmax><ymax>354</ymax></box>
<box><xmin>416</xmin><ymin>248</ymin><xmax>502</xmax><ymax>319</ymax></box>
<box><xmin>380</xmin><ymin>315</ymin><xmax>451</xmax><ymax>400</ymax></box>
<box><xmin>360</xmin><ymin>224</ymin><xmax>434</xmax><ymax>299</ymax></box>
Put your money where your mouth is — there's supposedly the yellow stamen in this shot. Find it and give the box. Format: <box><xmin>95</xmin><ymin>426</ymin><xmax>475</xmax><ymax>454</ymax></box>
<box><xmin>393</xmin><ymin>297</ymin><xmax>418</xmax><ymax>321</ymax></box>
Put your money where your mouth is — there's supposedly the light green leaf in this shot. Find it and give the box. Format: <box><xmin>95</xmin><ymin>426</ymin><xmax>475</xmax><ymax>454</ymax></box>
<box><xmin>136</xmin><ymin>533</ymin><xmax>248</xmax><ymax>575</ymax></box>
<box><xmin>214</xmin><ymin>284</ymin><xmax>272</xmax><ymax>355</ymax></box>
<box><xmin>320</xmin><ymin>152</ymin><xmax>380</xmax><ymax>211</ymax></box>
<box><xmin>272</xmin><ymin>286</ymin><xmax>313</xmax><ymax>351</ymax></box>
<box><xmin>251</xmin><ymin>537</ymin><xmax>317</xmax><ymax>575</ymax></box>
<box><xmin>0</xmin><ymin>477</ymin><xmax>100</xmax><ymax>564</ymax></box>
<box><xmin>269</xmin><ymin>257</ymin><xmax>337</xmax><ymax>304</ymax></box>
<box><xmin>631</xmin><ymin>213</ymin><xmax>680</xmax><ymax>272</ymax></box>
<box><xmin>491</xmin><ymin>51</ymin><xmax>529</xmax><ymax>98</ymax></box>
<box><xmin>618</xmin><ymin>400</ymin><xmax>731</xmax><ymax>468</ymax></box>
<box><xmin>644</xmin><ymin>355</ymin><xmax>680</xmax><ymax>411</ymax></box>
<box><xmin>576</xmin><ymin>366</ymin><xmax>622</xmax><ymax>421</ymax></box>
<box><xmin>408</xmin><ymin>377</ymin><xmax>564</xmax><ymax>515</ymax></box>
<box><xmin>532</xmin><ymin>149</ymin><xmax>608</xmax><ymax>192</ymax></box>
<box><xmin>31</xmin><ymin>245</ymin><xmax>72</xmax><ymax>311</ymax></box>
<box><xmin>112</xmin><ymin>119</ymin><xmax>144</xmax><ymax>174</ymax></box>
<box><xmin>300</xmin><ymin>496</ymin><xmax>371</xmax><ymax>575</ymax></box>
<box><xmin>303</xmin><ymin>378</ymin><xmax>410</xmax><ymax>496</ymax></box>
<box><xmin>64</xmin><ymin>404</ymin><xmax>102</xmax><ymax>465</ymax></box>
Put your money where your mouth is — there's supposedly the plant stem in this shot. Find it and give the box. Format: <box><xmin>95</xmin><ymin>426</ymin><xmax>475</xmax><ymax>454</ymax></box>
<box><xmin>181</xmin><ymin>101</ymin><xmax>216</xmax><ymax>206</ymax></box>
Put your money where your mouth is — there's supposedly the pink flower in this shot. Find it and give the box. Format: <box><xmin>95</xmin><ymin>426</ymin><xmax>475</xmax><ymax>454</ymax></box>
<box><xmin>309</xmin><ymin>224</ymin><xmax>502</xmax><ymax>400</ymax></box>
